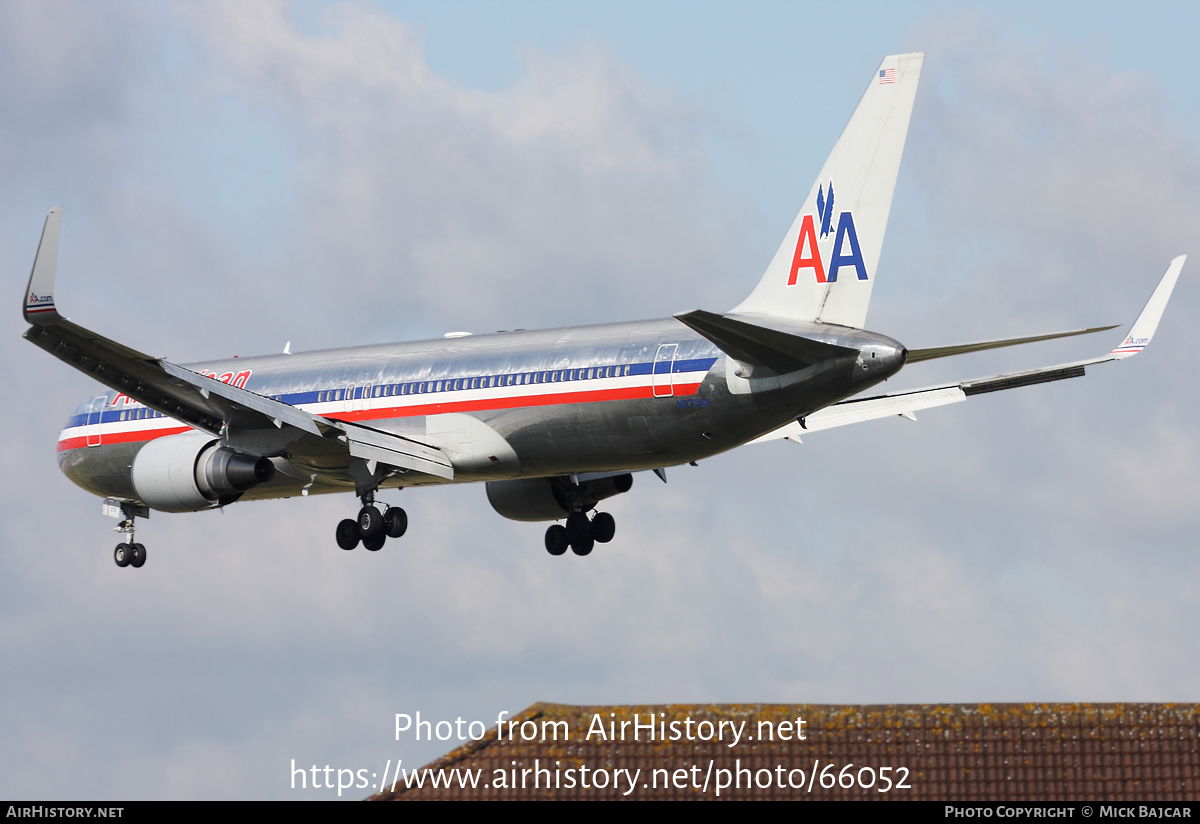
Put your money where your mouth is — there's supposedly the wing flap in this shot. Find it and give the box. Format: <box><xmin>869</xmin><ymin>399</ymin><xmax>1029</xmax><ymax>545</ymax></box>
<box><xmin>334</xmin><ymin>421</ymin><xmax>454</xmax><ymax>480</ymax></box>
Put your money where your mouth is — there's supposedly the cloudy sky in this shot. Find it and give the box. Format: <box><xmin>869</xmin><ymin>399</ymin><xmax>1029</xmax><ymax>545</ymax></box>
<box><xmin>2</xmin><ymin>0</ymin><xmax>1198</xmax><ymax>800</ymax></box>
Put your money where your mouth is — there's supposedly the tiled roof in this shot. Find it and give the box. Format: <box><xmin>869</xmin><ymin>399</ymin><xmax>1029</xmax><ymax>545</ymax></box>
<box><xmin>372</xmin><ymin>702</ymin><xmax>1200</xmax><ymax>800</ymax></box>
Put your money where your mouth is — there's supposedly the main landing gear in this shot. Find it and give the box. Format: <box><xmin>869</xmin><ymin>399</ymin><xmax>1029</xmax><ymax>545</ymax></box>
<box><xmin>545</xmin><ymin>511</ymin><xmax>616</xmax><ymax>557</ymax></box>
<box><xmin>336</xmin><ymin>492</ymin><xmax>407</xmax><ymax>552</ymax></box>
<box><xmin>112</xmin><ymin>502</ymin><xmax>147</xmax><ymax>569</ymax></box>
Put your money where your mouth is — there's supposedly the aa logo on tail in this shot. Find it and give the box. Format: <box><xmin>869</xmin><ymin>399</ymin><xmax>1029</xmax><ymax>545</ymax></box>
<box><xmin>786</xmin><ymin>181</ymin><xmax>868</xmax><ymax>285</ymax></box>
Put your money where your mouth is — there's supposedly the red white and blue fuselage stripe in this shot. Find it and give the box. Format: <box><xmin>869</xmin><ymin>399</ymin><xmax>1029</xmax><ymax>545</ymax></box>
<box><xmin>57</xmin><ymin>355</ymin><xmax>720</xmax><ymax>452</ymax></box>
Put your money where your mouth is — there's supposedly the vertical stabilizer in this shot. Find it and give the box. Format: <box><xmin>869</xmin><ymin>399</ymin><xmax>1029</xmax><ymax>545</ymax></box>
<box><xmin>732</xmin><ymin>53</ymin><xmax>923</xmax><ymax>328</ymax></box>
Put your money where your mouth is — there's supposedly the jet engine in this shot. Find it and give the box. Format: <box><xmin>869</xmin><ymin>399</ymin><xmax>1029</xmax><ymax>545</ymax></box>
<box><xmin>131</xmin><ymin>431</ymin><xmax>276</xmax><ymax>512</ymax></box>
<box><xmin>486</xmin><ymin>473</ymin><xmax>633</xmax><ymax>522</ymax></box>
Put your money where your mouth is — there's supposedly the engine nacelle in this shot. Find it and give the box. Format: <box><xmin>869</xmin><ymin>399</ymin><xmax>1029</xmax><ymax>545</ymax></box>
<box><xmin>486</xmin><ymin>473</ymin><xmax>633</xmax><ymax>522</ymax></box>
<box><xmin>131</xmin><ymin>431</ymin><xmax>276</xmax><ymax>513</ymax></box>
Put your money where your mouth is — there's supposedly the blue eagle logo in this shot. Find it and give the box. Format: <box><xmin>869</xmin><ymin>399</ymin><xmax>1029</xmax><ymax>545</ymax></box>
<box><xmin>816</xmin><ymin>182</ymin><xmax>836</xmax><ymax>239</ymax></box>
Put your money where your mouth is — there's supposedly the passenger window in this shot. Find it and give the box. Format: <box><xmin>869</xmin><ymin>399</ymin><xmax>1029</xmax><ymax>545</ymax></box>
<box><xmin>623</xmin><ymin>365</ymin><xmax>630</xmax><ymax>376</ymax></box>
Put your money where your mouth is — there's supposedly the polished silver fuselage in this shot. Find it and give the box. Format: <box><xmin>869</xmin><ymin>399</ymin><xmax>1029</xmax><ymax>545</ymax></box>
<box><xmin>57</xmin><ymin>316</ymin><xmax>905</xmax><ymax>506</ymax></box>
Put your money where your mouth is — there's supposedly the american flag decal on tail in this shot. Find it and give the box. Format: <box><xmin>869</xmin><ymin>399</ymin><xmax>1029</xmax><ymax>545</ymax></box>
<box><xmin>879</xmin><ymin>68</ymin><xmax>896</xmax><ymax>84</ymax></box>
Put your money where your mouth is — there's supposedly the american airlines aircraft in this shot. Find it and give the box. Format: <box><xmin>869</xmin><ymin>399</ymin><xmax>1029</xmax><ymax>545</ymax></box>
<box><xmin>23</xmin><ymin>53</ymin><xmax>1185</xmax><ymax>568</ymax></box>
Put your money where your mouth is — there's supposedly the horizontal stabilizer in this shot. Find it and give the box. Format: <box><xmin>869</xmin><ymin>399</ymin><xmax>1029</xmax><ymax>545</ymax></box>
<box><xmin>674</xmin><ymin>310</ymin><xmax>857</xmax><ymax>373</ymax></box>
<box><xmin>906</xmin><ymin>326</ymin><xmax>1117</xmax><ymax>363</ymax></box>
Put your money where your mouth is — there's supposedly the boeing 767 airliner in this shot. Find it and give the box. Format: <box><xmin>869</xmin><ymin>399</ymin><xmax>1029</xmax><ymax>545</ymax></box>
<box><xmin>22</xmin><ymin>53</ymin><xmax>1185</xmax><ymax>567</ymax></box>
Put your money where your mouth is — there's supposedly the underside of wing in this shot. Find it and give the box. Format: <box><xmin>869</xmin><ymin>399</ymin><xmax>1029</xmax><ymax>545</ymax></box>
<box><xmin>749</xmin><ymin>362</ymin><xmax>1088</xmax><ymax>444</ymax></box>
<box><xmin>20</xmin><ymin>209</ymin><xmax>453</xmax><ymax>484</ymax></box>
<box><xmin>751</xmin><ymin>256</ymin><xmax>1186</xmax><ymax>445</ymax></box>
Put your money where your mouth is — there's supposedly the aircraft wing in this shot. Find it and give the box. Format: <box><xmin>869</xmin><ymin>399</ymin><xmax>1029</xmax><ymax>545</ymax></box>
<box><xmin>21</xmin><ymin>207</ymin><xmax>453</xmax><ymax>480</ymax></box>
<box><xmin>750</xmin><ymin>255</ymin><xmax>1186</xmax><ymax>444</ymax></box>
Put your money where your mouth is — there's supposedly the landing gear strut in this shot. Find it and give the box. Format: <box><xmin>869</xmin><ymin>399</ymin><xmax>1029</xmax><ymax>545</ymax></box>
<box><xmin>112</xmin><ymin>502</ymin><xmax>147</xmax><ymax>569</ymax></box>
<box><xmin>544</xmin><ymin>510</ymin><xmax>616</xmax><ymax>557</ymax></box>
<box><xmin>336</xmin><ymin>490</ymin><xmax>407</xmax><ymax>552</ymax></box>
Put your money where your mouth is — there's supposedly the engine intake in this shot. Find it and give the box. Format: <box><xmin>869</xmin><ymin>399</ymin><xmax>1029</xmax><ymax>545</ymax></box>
<box><xmin>132</xmin><ymin>431</ymin><xmax>276</xmax><ymax>512</ymax></box>
<box><xmin>486</xmin><ymin>473</ymin><xmax>633</xmax><ymax>522</ymax></box>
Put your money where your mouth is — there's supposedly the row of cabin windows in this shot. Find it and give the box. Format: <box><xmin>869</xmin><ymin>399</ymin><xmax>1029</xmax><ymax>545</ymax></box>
<box><xmin>118</xmin><ymin>407</ymin><xmax>164</xmax><ymax>421</ymax></box>
<box><xmin>108</xmin><ymin>364</ymin><xmax>633</xmax><ymax>420</ymax></box>
<box><xmin>315</xmin><ymin>364</ymin><xmax>632</xmax><ymax>404</ymax></box>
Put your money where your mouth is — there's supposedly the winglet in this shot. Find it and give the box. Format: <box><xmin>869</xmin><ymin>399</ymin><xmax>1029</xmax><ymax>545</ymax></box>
<box><xmin>23</xmin><ymin>207</ymin><xmax>63</xmax><ymax>325</ymax></box>
<box><xmin>1109</xmin><ymin>255</ymin><xmax>1187</xmax><ymax>359</ymax></box>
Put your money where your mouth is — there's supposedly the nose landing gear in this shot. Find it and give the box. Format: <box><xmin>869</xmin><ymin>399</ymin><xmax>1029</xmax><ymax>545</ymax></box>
<box><xmin>336</xmin><ymin>492</ymin><xmax>407</xmax><ymax>552</ymax></box>
<box><xmin>111</xmin><ymin>501</ymin><xmax>148</xmax><ymax>569</ymax></box>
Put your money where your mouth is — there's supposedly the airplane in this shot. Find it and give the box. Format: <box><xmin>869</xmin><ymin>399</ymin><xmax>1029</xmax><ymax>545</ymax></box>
<box><xmin>22</xmin><ymin>52</ymin><xmax>1186</xmax><ymax>569</ymax></box>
